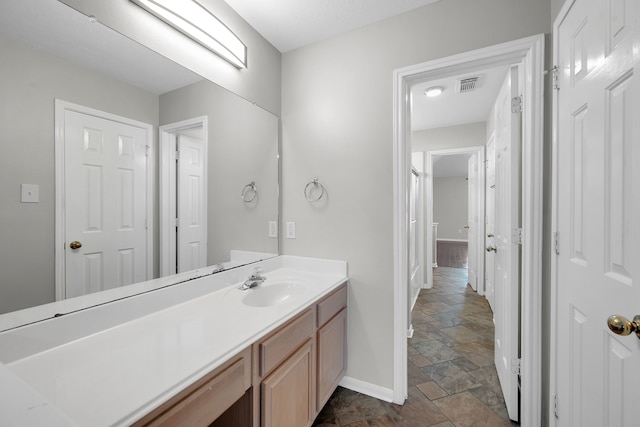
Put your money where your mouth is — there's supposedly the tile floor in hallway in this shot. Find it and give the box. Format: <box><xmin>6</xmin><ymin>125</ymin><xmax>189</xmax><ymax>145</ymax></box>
<box><xmin>312</xmin><ymin>267</ymin><xmax>518</xmax><ymax>427</ymax></box>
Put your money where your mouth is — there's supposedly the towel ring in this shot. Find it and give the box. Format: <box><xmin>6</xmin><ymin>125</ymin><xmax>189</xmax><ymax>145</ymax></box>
<box><xmin>241</xmin><ymin>181</ymin><xmax>257</xmax><ymax>202</ymax></box>
<box><xmin>304</xmin><ymin>178</ymin><xmax>325</xmax><ymax>202</ymax></box>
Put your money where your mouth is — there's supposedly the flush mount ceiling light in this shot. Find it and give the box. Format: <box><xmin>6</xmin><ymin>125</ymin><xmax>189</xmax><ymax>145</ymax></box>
<box><xmin>130</xmin><ymin>0</ymin><xmax>247</xmax><ymax>68</ymax></box>
<box><xmin>424</xmin><ymin>86</ymin><xmax>444</xmax><ymax>97</ymax></box>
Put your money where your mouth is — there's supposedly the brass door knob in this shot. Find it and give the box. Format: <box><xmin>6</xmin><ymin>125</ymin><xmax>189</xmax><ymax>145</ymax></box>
<box><xmin>69</xmin><ymin>241</ymin><xmax>82</xmax><ymax>250</ymax></box>
<box><xmin>464</xmin><ymin>225</ymin><xmax>470</xmax><ymax>229</ymax></box>
<box><xmin>607</xmin><ymin>315</ymin><xmax>640</xmax><ymax>339</ymax></box>
<box><xmin>486</xmin><ymin>246</ymin><xmax>497</xmax><ymax>252</ymax></box>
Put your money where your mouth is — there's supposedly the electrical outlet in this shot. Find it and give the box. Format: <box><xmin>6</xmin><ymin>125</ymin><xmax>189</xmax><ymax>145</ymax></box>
<box><xmin>286</xmin><ymin>222</ymin><xmax>296</xmax><ymax>239</ymax></box>
<box><xmin>268</xmin><ymin>221</ymin><xmax>278</xmax><ymax>238</ymax></box>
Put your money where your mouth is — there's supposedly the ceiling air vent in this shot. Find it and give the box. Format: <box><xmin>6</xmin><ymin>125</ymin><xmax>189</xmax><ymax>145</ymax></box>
<box><xmin>456</xmin><ymin>76</ymin><xmax>479</xmax><ymax>93</ymax></box>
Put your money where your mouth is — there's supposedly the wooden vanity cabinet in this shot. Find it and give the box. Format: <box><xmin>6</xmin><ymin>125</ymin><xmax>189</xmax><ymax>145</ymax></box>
<box><xmin>262</xmin><ymin>340</ymin><xmax>315</xmax><ymax>427</ymax></box>
<box><xmin>137</xmin><ymin>282</ymin><xmax>347</xmax><ymax>427</ymax></box>
<box><xmin>254</xmin><ymin>283</ymin><xmax>348</xmax><ymax>427</ymax></box>
<box><xmin>253</xmin><ymin>307</ymin><xmax>316</xmax><ymax>427</ymax></box>
<box><xmin>133</xmin><ymin>346</ymin><xmax>252</xmax><ymax>427</ymax></box>
<box><xmin>316</xmin><ymin>285</ymin><xmax>347</xmax><ymax>410</ymax></box>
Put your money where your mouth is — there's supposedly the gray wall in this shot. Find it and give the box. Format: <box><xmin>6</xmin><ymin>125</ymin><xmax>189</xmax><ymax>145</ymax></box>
<box><xmin>159</xmin><ymin>81</ymin><xmax>279</xmax><ymax>264</ymax></box>
<box><xmin>551</xmin><ymin>0</ymin><xmax>566</xmax><ymax>25</ymax></box>
<box><xmin>281</xmin><ymin>0</ymin><xmax>550</xmax><ymax>393</ymax></box>
<box><xmin>0</xmin><ymin>36</ymin><xmax>159</xmax><ymax>314</ymax></box>
<box><xmin>61</xmin><ymin>0</ymin><xmax>282</xmax><ymax>115</ymax></box>
<box><xmin>433</xmin><ymin>177</ymin><xmax>469</xmax><ymax>241</ymax></box>
<box><xmin>413</xmin><ymin>122</ymin><xmax>487</xmax><ymax>153</ymax></box>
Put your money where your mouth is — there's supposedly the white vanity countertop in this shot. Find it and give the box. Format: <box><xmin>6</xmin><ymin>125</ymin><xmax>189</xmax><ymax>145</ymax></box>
<box><xmin>0</xmin><ymin>256</ymin><xmax>347</xmax><ymax>427</ymax></box>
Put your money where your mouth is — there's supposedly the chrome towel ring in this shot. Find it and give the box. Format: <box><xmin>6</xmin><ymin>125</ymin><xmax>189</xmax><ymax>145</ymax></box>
<box><xmin>241</xmin><ymin>181</ymin><xmax>257</xmax><ymax>202</ymax></box>
<box><xmin>304</xmin><ymin>177</ymin><xmax>325</xmax><ymax>202</ymax></box>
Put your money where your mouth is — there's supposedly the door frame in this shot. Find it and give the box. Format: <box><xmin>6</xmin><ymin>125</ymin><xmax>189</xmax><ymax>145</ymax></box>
<box><xmin>424</xmin><ymin>146</ymin><xmax>485</xmax><ymax>293</ymax></box>
<box><xmin>159</xmin><ymin>116</ymin><xmax>208</xmax><ymax>276</ymax></box>
<box><xmin>392</xmin><ymin>34</ymin><xmax>544</xmax><ymax>426</ymax></box>
<box><xmin>54</xmin><ymin>99</ymin><xmax>154</xmax><ymax>300</ymax></box>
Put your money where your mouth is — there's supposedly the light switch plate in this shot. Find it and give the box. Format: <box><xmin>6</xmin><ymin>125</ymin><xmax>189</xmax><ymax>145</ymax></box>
<box><xmin>21</xmin><ymin>184</ymin><xmax>39</xmax><ymax>203</ymax></box>
<box><xmin>286</xmin><ymin>222</ymin><xmax>296</xmax><ymax>239</ymax></box>
<box><xmin>268</xmin><ymin>221</ymin><xmax>278</xmax><ymax>238</ymax></box>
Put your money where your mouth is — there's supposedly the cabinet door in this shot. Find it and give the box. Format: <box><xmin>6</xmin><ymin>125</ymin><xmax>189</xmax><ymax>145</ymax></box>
<box><xmin>317</xmin><ymin>308</ymin><xmax>347</xmax><ymax>409</ymax></box>
<box><xmin>262</xmin><ymin>340</ymin><xmax>314</xmax><ymax>427</ymax></box>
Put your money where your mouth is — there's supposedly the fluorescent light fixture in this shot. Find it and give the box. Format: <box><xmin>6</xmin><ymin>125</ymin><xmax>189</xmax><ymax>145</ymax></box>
<box><xmin>130</xmin><ymin>0</ymin><xmax>247</xmax><ymax>68</ymax></box>
<box><xmin>424</xmin><ymin>86</ymin><xmax>444</xmax><ymax>97</ymax></box>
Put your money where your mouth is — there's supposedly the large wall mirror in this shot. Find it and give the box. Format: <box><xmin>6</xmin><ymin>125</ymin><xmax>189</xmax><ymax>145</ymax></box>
<box><xmin>0</xmin><ymin>1</ymin><xmax>279</xmax><ymax>327</ymax></box>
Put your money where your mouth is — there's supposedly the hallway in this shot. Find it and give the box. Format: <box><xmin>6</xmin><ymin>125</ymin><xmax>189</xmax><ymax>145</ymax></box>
<box><xmin>313</xmin><ymin>267</ymin><xmax>516</xmax><ymax>426</ymax></box>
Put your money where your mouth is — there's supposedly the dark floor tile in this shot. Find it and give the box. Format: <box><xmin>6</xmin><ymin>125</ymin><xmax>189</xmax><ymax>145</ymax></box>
<box><xmin>440</xmin><ymin>325</ymin><xmax>484</xmax><ymax>344</ymax></box>
<box><xmin>420</xmin><ymin>360</ymin><xmax>481</xmax><ymax>395</ymax></box>
<box><xmin>433</xmin><ymin>391</ymin><xmax>513</xmax><ymax>427</ymax></box>
<box><xmin>385</xmin><ymin>387</ymin><xmax>449</xmax><ymax>427</ymax></box>
<box><xmin>313</xmin><ymin>402</ymin><xmax>340</xmax><ymax>426</ymax></box>
<box><xmin>317</xmin><ymin>267</ymin><xmax>514</xmax><ymax>427</ymax></box>
<box><xmin>413</xmin><ymin>339</ymin><xmax>462</xmax><ymax>363</ymax></box>
<box><xmin>331</xmin><ymin>389</ymin><xmax>389</xmax><ymax>426</ymax></box>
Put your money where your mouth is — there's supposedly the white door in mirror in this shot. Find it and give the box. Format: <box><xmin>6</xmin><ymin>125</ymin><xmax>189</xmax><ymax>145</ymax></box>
<box><xmin>64</xmin><ymin>110</ymin><xmax>149</xmax><ymax>298</ymax></box>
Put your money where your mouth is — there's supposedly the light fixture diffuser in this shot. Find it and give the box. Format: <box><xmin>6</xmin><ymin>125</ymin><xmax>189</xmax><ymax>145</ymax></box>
<box><xmin>424</xmin><ymin>86</ymin><xmax>444</xmax><ymax>97</ymax></box>
<box><xmin>130</xmin><ymin>0</ymin><xmax>247</xmax><ymax>68</ymax></box>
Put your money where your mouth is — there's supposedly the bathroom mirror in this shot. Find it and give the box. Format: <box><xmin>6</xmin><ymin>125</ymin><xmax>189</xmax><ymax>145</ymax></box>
<box><xmin>0</xmin><ymin>1</ymin><xmax>279</xmax><ymax>326</ymax></box>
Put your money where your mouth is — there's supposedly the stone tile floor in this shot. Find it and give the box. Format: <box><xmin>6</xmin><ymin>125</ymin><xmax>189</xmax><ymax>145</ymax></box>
<box><xmin>312</xmin><ymin>267</ymin><xmax>518</xmax><ymax>427</ymax></box>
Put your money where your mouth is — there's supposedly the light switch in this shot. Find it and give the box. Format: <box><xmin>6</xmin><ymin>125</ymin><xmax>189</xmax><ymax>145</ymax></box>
<box><xmin>269</xmin><ymin>221</ymin><xmax>278</xmax><ymax>238</ymax></box>
<box><xmin>286</xmin><ymin>222</ymin><xmax>296</xmax><ymax>239</ymax></box>
<box><xmin>21</xmin><ymin>184</ymin><xmax>39</xmax><ymax>203</ymax></box>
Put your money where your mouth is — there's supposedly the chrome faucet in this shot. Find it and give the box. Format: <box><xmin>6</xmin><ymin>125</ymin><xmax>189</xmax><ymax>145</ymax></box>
<box><xmin>240</xmin><ymin>267</ymin><xmax>267</xmax><ymax>290</ymax></box>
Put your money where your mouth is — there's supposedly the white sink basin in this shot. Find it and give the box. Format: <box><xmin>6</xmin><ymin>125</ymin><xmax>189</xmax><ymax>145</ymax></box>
<box><xmin>242</xmin><ymin>281</ymin><xmax>309</xmax><ymax>307</ymax></box>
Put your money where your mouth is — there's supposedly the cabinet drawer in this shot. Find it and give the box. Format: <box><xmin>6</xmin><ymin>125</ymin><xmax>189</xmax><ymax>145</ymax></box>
<box><xmin>135</xmin><ymin>347</ymin><xmax>251</xmax><ymax>427</ymax></box>
<box><xmin>260</xmin><ymin>308</ymin><xmax>314</xmax><ymax>377</ymax></box>
<box><xmin>317</xmin><ymin>284</ymin><xmax>347</xmax><ymax>328</ymax></box>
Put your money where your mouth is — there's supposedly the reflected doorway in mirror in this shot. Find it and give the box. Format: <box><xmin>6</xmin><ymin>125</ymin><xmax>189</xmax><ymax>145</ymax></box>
<box><xmin>159</xmin><ymin>117</ymin><xmax>209</xmax><ymax>276</ymax></box>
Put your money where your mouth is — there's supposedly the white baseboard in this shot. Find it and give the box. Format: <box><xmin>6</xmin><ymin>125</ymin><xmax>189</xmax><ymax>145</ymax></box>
<box><xmin>407</xmin><ymin>326</ymin><xmax>414</xmax><ymax>338</ymax></box>
<box><xmin>338</xmin><ymin>376</ymin><xmax>394</xmax><ymax>403</ymax></box>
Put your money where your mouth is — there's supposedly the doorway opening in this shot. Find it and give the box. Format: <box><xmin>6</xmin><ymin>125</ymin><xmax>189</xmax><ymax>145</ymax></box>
<box><xmin>159</xmin><ymin>116</ymin><xmax>209</xmax><ymax>276</ymax></box>
<box><xmin>393</xmin><ymin>34</ymin><xmax>544</xmax><ymax>426</ymax></box>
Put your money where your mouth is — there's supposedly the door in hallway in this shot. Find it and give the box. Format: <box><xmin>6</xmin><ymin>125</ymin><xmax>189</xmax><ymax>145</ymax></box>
<box><xmin>492</xmin><ymin>64</ymin><xmax>522</xmax><ymax>422</ymax></box>
<box><xmin>555</xmin><ymin>0</ymin><xmax>640</xmax><ymax>425</ymax></box>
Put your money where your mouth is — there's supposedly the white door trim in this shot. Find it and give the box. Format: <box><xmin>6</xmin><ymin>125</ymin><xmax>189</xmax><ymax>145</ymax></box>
<box><xmin>54</xmin><ymin>99</ymin><xmax>154</xmax><ymax>300</ymax></box>
<box><xmin>424</xmin><ymin>146</ymin><xmax>485</xmax><ymax>292</ymax></box>
<box><xmin>159</xmin><ymin>116</ymin><xmax>208</xmax><ymax>276</ymax></box>
<box><xmin>549</xmin><ymin>1</ymin><xmax>573</xmax><ymax>423</ymax></box>
<box><xmin>392</xmin><ymin>34</ymin><xmax>544</xmax><ymax>427</ymax></box>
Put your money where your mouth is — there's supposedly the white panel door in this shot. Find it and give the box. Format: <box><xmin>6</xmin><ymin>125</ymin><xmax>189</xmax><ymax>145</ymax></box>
<box><xmin>493</xmin><ymin>65</ymin><xmax>521</xmax><ymax>422</ymax></box>
<box><xmin>177</xmin><ymin>135</ymin><xmax>207</xmax><ymax>273</ymax></box>
<box><xmin>555</xmin><ymin>0</ymin><xmax>640</xmax><ymax>425</ymax></box>
<box><xmin>64</xmin><ymin>111</ymin><xmax>148</xmax><ymax>298</ymax></box>
<box><xmin>485</xmin><ymin>136</ymin><xmax>496</xmax><ymax>311</ymax></box>
<box><xmin>467</xmin><ymin>153</ymin><xmax>478</xmax><ymax>291</ymax></box>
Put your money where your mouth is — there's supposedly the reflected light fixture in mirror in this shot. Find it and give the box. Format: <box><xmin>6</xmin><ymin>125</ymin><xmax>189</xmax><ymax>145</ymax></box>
<box><xmin>424</xmin><ymin>86</ymin><xmax>444</xmax><ymax>97</ymax></box>
<box><xmin>130</xmin><ymin>0</ymin><xmax>247</xmax><ymax>68</ymax></box>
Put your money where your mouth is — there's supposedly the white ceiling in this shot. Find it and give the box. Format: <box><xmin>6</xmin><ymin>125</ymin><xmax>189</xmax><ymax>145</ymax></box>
<box><xmin>0</xmin><ymin>1</ymin><xmax>203</xmax><ymax>95</ymax></box>
<box><xmin>411</xmin><ymin>64</ymin><xmax>509</xmax><ymax>131</ymax></box>
<box><xmin>222</xmin><ymin>0</ymin><xmax>441</xmax><ymax>53</ymax></box>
